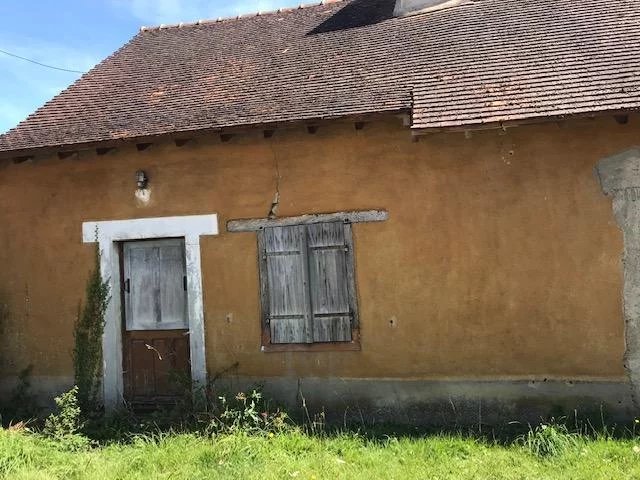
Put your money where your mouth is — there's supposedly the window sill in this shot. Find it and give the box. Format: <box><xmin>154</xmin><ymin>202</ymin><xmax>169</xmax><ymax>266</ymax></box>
<box><xmin>261</xmin><ymin>329</ymin><xmax>361</xmax><ymax>352</ymax></box>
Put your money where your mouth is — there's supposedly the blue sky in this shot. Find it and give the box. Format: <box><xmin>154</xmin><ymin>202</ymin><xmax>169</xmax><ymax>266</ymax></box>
<box><xmin>0</xmin><ymin>0</ymin><xmax>297</xmax><ymax>134</ymax></box>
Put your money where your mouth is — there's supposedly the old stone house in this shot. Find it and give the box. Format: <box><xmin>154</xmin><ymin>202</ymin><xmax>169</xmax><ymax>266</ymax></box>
<box><xmin>1</xmin><ymin>0</ymin><xmax>640</xmax><ymax>423</ymax></box>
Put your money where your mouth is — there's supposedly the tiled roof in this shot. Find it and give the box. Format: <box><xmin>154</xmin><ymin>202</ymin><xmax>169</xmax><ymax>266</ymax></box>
<box><xmin>410</xmin><ymin>0</ymin><xmax>640</xmax><ymax>128</ymax></box>
<box><xmin>1</xmin><ymin>0</ymin><xmax>639</xmax><ymax>155</ymax></box>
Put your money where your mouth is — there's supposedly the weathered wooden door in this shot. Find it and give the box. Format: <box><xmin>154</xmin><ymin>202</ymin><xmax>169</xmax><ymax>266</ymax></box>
<box><xmin>122</xmin><ymin>239</ymin><xmax>190</xmax><ymax>405</ymax></box>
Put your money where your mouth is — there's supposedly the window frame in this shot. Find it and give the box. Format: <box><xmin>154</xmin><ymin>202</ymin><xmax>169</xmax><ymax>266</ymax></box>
<box><xmin>257</xmin><ymin>221</ymin><xmax>361</xmax><ymax>352</ymax></box>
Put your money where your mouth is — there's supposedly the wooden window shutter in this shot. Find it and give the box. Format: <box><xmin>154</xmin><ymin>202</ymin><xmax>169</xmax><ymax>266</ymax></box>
<box><xmin>306</xmin><ymin>223</ymin><xmax>356</xmax><ymax>342</ymax></box>
<box><xmin>261</xmin><ymin>225</ymin><xmax>313</xmax><ymax>344</ymax></box>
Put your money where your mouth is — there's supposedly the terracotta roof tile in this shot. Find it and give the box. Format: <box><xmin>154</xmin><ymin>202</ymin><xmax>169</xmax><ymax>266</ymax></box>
<box><xmin>410</xmin><ymin>0</ymin><xmax>640</xmax><ymax>128</ymax></box>
<box><xmin>1</xmin><ymin>0</ymin><xmax>639</xmax><ymax>154</ymax></box>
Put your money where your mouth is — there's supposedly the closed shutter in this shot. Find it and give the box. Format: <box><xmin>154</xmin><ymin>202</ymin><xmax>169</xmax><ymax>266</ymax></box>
<box><xmin>307</xmin><ymin>223</ymin><xmax>353</xmax><ymax>342</ymax></box>
<box><xmin>124</xmin><ymin>239</ymin><xmax>188</xmax><ymax>331</ymax></box>
<box><xmin>262</xmin><ymin>226</ymin><xmax>313</xmax><ymax>343</ymax></box>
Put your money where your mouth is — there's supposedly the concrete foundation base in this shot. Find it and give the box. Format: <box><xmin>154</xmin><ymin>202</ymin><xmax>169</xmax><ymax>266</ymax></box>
<box><xmin>1</xmin><ymin>375</ymin><xmax>634</xmax><ymax>426</ymax></box>
<box><xmin>213</xmin><ymin>377</ymin><xmax>635</xmax><ymax>426</ymax></box>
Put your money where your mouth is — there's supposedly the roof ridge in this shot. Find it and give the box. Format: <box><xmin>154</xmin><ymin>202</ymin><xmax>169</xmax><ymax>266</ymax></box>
<box><xmin>139</xmin><ymin>0</ymin><xmax>346</xmax><ymax>32</ymax></box>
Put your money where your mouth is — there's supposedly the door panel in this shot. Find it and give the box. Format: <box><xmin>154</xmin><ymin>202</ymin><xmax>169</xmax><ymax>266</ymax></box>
<box><xmin>124</xmin><ymin>239</ymin><xmax>187</xmax><ymax>331</ymax></box>
<box><xmin>159</xmin><ymin>245</ymin><xmax>187</xmax><ymax>326</ymax></box>
<box><xmin>124</xmin><ymin>330</ymin><xmax>191</xmax><ymax>402</ymax></box>
<box><xmin>128</xmin><ymin>246</ymin><xmax>160</xmax><ymax>327</ymax></box>
<box><xmin>130</xmin><ymin>338</ymin><xmax>155</xmax><ymax>397</ymax></box>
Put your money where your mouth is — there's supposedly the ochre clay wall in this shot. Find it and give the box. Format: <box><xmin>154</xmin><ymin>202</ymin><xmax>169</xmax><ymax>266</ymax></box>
<box><xmin>0</xmin><ymin>115</ymin><xmax>635</xmax><ymax>386</ymax></box>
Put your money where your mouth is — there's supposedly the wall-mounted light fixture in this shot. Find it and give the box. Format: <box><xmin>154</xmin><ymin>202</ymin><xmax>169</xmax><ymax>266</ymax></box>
<box><xmin>136</xmin><ymin>170</ymin><xmax>148</xmax><ymax>189</ymax></box>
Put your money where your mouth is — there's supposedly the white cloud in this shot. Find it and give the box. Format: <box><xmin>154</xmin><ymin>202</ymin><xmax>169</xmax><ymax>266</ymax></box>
<box><xmin>111</xmin><ymin>0</ymin><xmax>287</xmax><ymax>25</ymax></box>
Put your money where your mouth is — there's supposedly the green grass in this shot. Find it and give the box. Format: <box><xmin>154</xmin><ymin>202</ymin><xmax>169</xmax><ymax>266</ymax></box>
<box><xmin>1</xmin><ymin>428</ymin><xmax>640</xmax><ymax>480</ymax></box>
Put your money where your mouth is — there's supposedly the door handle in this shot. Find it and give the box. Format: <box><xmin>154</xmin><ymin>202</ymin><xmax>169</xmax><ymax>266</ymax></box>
<box><xmin>183</xmin><ymin>276</ymin><xmax>187</xmax><ymax>291</ymax></box>
<box><xmin>124</xmin><ymin>278</ymin><xmax>130</xmax><ymax>293</ymax></box>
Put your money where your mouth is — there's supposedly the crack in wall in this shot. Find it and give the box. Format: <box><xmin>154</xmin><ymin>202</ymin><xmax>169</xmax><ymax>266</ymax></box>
<box><xmin>267</xmin><ymin>140</ymin><xmax>281</xmax><ymax>219</ymax></box>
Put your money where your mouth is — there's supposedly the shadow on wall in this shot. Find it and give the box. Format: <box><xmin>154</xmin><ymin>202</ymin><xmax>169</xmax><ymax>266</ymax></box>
<box><xmin>308</xmin><ymin>0</ymin><xmax>397</xmax><ymax>35</ymax></box>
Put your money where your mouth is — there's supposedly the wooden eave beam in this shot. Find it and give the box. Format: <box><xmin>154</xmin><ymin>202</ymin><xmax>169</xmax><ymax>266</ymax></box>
<box><xmin>614</xmin><ymin>114</ymin><xmax>629</xmax><ymax>125</ymax></box>
<box><xmin>13</xmin><ymin>155</ymin><xmax>33</xmax><ymax>164</ymax></box>
<box><xmin>96</xmin><ymin>147</ymin><xmax>116</xmax><ymax>156</ymax></box>
<box><xmin>136</xmin><ymin>142</ymin><xmax>153</xmax><ymax>151</ymax></box>
<box><xmin>58</xmin><ymin>151</ymin><xmax>78</xmax><ymax>160</ymax></box>
<box><xmin>227</xmin><ymin>209</ymin><xmax>389</xmax><ymax>233</ymax></box>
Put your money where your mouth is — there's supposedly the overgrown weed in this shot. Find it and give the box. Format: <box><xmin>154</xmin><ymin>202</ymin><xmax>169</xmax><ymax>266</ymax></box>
<box><xmin>517</xmin><ymin>419</ymin><xmax>581</xmax><ymax>457</ymax></box>
<box><xmin>42</xmin><ymin>387</ymin><xmax>90</xmax><ymax>451</ymax></box>
<box><xmin>73</xmin><ymin>243</ymin><xmax>110</xmax><ymax>417</ymax></box>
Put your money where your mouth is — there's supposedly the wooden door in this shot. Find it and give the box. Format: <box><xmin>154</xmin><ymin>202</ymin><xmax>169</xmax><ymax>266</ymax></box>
<box><xmin>122</xmin><ymin>239</ymin><xmax>191</xmax><ymax>405</ymax></box>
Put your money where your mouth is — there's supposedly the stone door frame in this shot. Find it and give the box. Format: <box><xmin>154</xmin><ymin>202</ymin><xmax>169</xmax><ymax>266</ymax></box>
<box><xmin>82</xmin><ymin>214</ymin><xmax>218</xmax><ymax>410</ymax></box>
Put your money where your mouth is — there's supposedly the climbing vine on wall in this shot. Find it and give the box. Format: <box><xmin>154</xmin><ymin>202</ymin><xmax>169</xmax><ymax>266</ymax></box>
<box><xmin>73</xmin><ymin>244</ymin><xmax>110</xmax><ymax>415</ymax></box>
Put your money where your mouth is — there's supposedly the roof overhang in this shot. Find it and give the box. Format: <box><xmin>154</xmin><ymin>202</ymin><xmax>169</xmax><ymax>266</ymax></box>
<box><xmin>410</xmin><ymin>108</ymin><xmax>639</xmax><ymax>136</ymax></box>
<box><xmin>0</xmin><ymin>109</ymin><xmax>409</xmax><ymax>161</ymax></box>
<box><xmin>1</xmin><ymin>108</ymin><xmax>637</xmax><ymax>162</ymax></box>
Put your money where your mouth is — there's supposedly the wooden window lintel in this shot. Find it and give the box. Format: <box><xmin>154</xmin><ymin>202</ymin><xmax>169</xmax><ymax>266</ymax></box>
<box><xmin>227</xmin><ymin>209</ymin><xmax>388</xmax><ymax>233</ymax></box>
